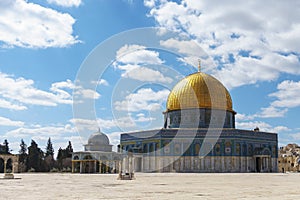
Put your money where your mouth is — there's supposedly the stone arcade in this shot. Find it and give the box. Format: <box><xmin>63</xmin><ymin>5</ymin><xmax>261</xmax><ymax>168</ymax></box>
<box><xmin>120</xmin><ymin>70</ymin><xmax>278</xmax><ymax>173</ymax></box>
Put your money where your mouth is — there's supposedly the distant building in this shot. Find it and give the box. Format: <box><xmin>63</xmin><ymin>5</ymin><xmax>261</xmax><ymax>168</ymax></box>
<box><xmin>72</xmin><ymin>129</ymin><xmax>122</xmax><ymax>173</ymax></box>
<box><xmin>278</xmin><ymin>144</ymin><xmax>300</xmax><ymax>172</ymax></box>
<box><xmin>120</xmin><ymin>71</ymin><xmax>278</xmax><ymax>173</ymax></box>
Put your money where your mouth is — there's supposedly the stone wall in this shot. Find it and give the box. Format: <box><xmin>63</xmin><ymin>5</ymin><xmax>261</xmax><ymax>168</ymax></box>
<box><xmin>137</xmin><ymin>156</ymin><xmax>277</xmax><ymax>173</ymax></box>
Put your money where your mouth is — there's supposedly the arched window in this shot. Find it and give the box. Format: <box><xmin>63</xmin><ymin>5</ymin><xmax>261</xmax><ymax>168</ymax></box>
<box><xmin>236</xmin><ymin>143</ymin><xmax>241</xmax><ymax>155</ymax></box>
<box><xmin>248</xmin><ymin>144</ymin><xmax>253</xmax><ymax>156</ymax></box>
<box><xmin>225</xmin><ymin>141</ymin><xmax>231</xmax><ymax>154</ymax></box>
<box><xmin>0</xmin><ymin>158</ymin><xmax>4</xmax><ymax>173</ymax></box>
<box><xmin>143</xmin><ymin>144</ymin><xmax>148</xmax><ymax>153</ymax></box>
<box><xmin>202</xmin><ymin>142</ymin><xmax>212</xmax><ymax>156</ymax></box>
<box><xmin>73</xmin><ymin>155</ymin><xmax>79</xmax><ymax>160</ymax></box>
<box><xmin>242</xmin><ymin>144</ymin><xmax>247</xmax><ymax>155</ymax></box>
<box><xmin>149</xmin><ymin>143</ymin><xmax>154</xmax><ymax>153</ymax></box>
<box><xmin>272</xmin><ymin>145</ymin><xmax>276</xmax><ymax>157</ymax></box>
<box><xmin>6</xmin><ymin>158</ymin><xmax>13</xmax><ymax>173</ymax></box>
<box><xmin>175</xmin><ymin>143</ymin><xmax>181</xmax><ymax>155</ymax></box>
<box><xmin>215</xmin><ymin>144</ymin><xmax>221</xmax><ymax>155</ymax></box>
<box><xmin>194</xmin><ymin>143</ymin><xmax>200</xmax><ymax>155</ymax></box>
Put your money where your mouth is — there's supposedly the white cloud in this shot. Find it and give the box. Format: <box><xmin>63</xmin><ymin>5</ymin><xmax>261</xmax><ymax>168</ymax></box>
<box><xmin>160</xmin><ymin>38</ymin><xmax>212</xmax><ymax>70</ymax></box>
<box><xmin>145</xmin><ymin>0</ymin><xmax>300</xmax><ymax>89</ymax></box>
<box><xmin>258</xmin><ymin>106</ymin><xmax>288</xmax><ymax>118</ymax></box>
<box><xmin>69</xmin><ymin>118</ymin><xmax>99</xmax><ymax>132</ymax></box>
<box><xmin>114</xmin><ymin>88</ymin><xmax>169</xmax><ymax>112</ymax></box>
<box><xmin>74</xmin><ymin>88</ymin><xmax>101</xmax><ymax>99</ymax></box>
<box><xmin>269</xmin><ymin>80</ymin><xmax>300</xmax><ymax>108</ymax></box>
<box><xmin>0</xmin><ymin>74</ymin><xmax>100</xmax><ymax>110</ymax></box>
<box><xmin>53</xmin><ymin>79</ymin><xmax>101</xmax><ymax>100</ymax></box>
<box><xmin>0</xmin><ymin>72</ymin><xmax>73</xmax><ymax>107</ymax></box>
<box><xmin>0</xmin><ymin>98</ymin><xmax>27</xmax><ymax>110</ymax></box>
<box><xmin>70</xmin><ymin>117</ymin><xmax>136</xmax><ymax>132</ymax></box>
<box><xmin>47</xmin><ymin>0</ymin><xmax>82</xmax><ymax>7</ymax></box>
<box><xmin>134</xmin><ymin>113</ymin><xmax>156</xmax><ymax>122</ymax></box>
<box><xmin>98</xmin><ymin>79</ymin><xmax>109</xmax><ymax>86</ymax></box>
<box><xmin>50</xmin><ymin>79</ymin><xmax>74</xmax><ymax>100</ymax></box>
<box><xmin>90</xmin><ymin>79</ymin><xmax>109</xmax><ymax>87</ymax></box>
<box><xmin>99</xmin><ymin>117</ymin><xmax>136</xmax><ymax>129</ymax></box>
<box><xmin>235</xmin><ymin>113</ymin><xmax>255</xmax><ymax>121</ymax></box>
<box><xmin>256</xmin><ymin>80</ymin><xmax>300</xmax><ymax>118</ymax></box>
<box><xmin>236</xmin><ymin>121</ymin><xmax>290</xmax><ymax>133</ymax></box>
<box><xmin>5</xmin><ymin>124</ymin><xmax>75</xmax><ymax>138</ymax></box>
<box><xmin>116</xmin><ymin>44</ymin><xmax>164</xmax><ymax>65</ymax></box>
<box><xmin>0</xmin><ymin>116</ymin><xmax>24</xmax><ymax>127</ymax></box>
<box><xmin>0</xmin><ymin>0</ymin><xmax>79</xmax><ymax>48</ymax></box>
<box><xmin>118</xmin><ymin>64</ymin><xmax>173</xmax><ymax>83</ymax></box>
<box><xmin>144</xmin><ymin>0</ymin><xmax>156</xmax><ymax>7</ymax></box>
<box><xmin>115</xmin><ymin>44</ymin><xmax>173</xmax><ymax>83</ymax></box>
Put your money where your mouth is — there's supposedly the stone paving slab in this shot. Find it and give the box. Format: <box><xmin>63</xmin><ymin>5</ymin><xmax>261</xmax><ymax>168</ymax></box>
<box><xmin>0</xmin><ymin>173</ymin><xmax>299</xmax><ymax>200</ymax></box>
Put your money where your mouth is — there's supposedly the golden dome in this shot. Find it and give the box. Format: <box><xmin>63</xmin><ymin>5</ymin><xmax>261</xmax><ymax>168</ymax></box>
<box><xmin>167</xmin><ymin>72</ymin><xmax>233</xmax><ymax>112</ymax></box>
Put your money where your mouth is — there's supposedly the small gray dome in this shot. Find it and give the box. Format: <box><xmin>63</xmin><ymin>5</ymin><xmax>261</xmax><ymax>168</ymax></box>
<box><xmin>87</xmin><ymin>129</ymin><xmax>110</xmax><ymax>145</ymax></box>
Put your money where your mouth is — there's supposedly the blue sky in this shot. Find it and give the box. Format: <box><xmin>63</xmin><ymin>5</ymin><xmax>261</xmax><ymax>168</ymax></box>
<box><xmin>1</xmin><ymin>0</ymin><xmax>300</xmax><ymax>154</ymax></box>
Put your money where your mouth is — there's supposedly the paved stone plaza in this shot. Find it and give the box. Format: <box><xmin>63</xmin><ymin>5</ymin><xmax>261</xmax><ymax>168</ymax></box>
<box><xmin>0</xmin><ymin>173</ymin><xmax>299</xmax><ymax>199</ymax></box>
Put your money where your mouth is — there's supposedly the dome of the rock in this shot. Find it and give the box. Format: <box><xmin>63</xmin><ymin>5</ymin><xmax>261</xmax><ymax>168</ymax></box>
<box><xmin>166</xmin><ymin>72</ymin><xmax>233</xmax><ymax>112</ymax></box>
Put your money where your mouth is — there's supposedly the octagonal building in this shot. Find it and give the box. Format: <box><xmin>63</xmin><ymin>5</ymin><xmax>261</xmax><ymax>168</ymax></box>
<box><xmin>120</xmin><ymin>71</ymin><xmax>278</xmax><ymax>173</ymax></box>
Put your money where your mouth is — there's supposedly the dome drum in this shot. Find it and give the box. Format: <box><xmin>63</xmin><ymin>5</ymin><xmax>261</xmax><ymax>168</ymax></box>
<box><xmin>164</xmin><ymin>108</ymin><xmax>235</xmax><ymax>129</ymax></box>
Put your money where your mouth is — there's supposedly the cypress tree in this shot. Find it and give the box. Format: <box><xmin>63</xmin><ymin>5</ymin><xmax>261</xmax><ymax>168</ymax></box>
<box><xmin>3</xmin><ymin>139</ymin><xmax>10</xmax><ymax>154</ymax></box>
<box><xmin>19</xmin><ymin>139</ymin><xmax>28</xmax><ymax>163</ymax></box>
<box><xmin>45</xmin><ymin>137</ymin><xmax>54</xmax><ymax>157</ymax></box>
<box><xmin>66</xmin><ymin>141</ymin><xmax>73</xmax><ymax>158</ymax></box>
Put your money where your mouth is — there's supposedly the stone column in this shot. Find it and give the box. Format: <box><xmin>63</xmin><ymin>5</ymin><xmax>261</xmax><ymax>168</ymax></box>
<box><xmin>125</xmin><ymin>157</ymin><xmax>129</xmax><ymax>173</ymax></box>
<box><xmin>4</xmin><ymin>159</ymin><xmax>7</xmax><ymax>173</ymax></box>
<box><xmin>118</xmin><ymin>160</ymin><xmax>122</xmax><ymax>179</ymax></box>
<box><xmin>132</xmin><ymin>157</ymin><xmax>135</xmax><ymax>173</ymax></box>
<box><xmin>72</xmin><ymin>161</ymin><xmax>75</xmax><ymax>173</ymax></box>
<box><xmin>129</xmin><ymin>157</ymin><xmax>132</xmax><ymax>174</ymax></box>
<box><xmin>99</xmin><ymin>161</ymin><xmax>102</xmax><ymax>173</ymax></box>
<box><xmin>94</xmin><ymin>160</ymin><xmax>97</xmax><ymax>173</ymax></box>
<box><xmin>158</xmin><ymin>157</ymin><xmax>163</xmax><ymax>173</ymax></box>
<box><xmin>221</xmin><ymin>157</ymin><xmax>225</xmax><ymax>172</ymax></box>
<box><xmin>211</xmin><ymin>156</ymin><xmax>214</xmax><ymax>172</ymax></box>
<box><xmin>80</xmin><ymin>161</ymin><xmax>83</xmax><ymax>173</ymax></box>
<box><xmin>13</xmin><ymin>159</ymin><xmax>19</xmax><ymax>173</ymax></box>
<box><xmin>114</xmin><ymin>161</ymin><xmax>117</xmax><ymax>173</ymax></box>
<box><xmin>106</xmin><ymin>161</ymin><xmax>109</xmax><ymax>173</ymax></box>
<box><xmin>269</xmin><ymin>157</ymin><xmax>272</xmax><ymax>172</ymax></box>
<box><xmin>200</xmin><ymin>157</ymin><xmax>204</xmax><ymax>172</ymax></box>
<box><xmin>180</xmin><ymin>157</ymin><xmax>184</xmax><ymax>172</ymax></box>
<box><xmin>141</xmin><ymin>157</ymin><xmax>144</xmax><ymax>172</ymax></box>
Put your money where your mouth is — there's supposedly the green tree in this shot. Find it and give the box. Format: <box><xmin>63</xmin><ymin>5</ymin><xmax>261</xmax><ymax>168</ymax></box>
<box><xmin>27</xmin><ymin>140</ymin><xmax>45</xmax><ymax>172</ymax></box>
<box><xmin>45</xmin><ymin>137</ymin><xmax>54</xmax><ymax>157</ymax></box>
<box><xmin>66</xmin><ymin>141</ymin><xmax>73</xmax><ymax>158</ymax></box>
<box><xmin>3</xmin><ymin>139</ymin><xmax>10</xmax><ymax>154</ymax></box>
<box><xmin>56</xmin><ymin>147</ymin><xmax>63</xmax><ymax>170</ymax></box>
<box><xmin>19</xmin><ymin>139</ymin><xmax>28</xmax><ymax>162</ymax></box>
<box><xmin>56</xmin><ymin>141</ymin><xmax>73</xmax><ymax>170</ymax></box>
<box><xmin>44</xmin><ymin>137</ymin><xmax>55</xmax><ymax>171</ymax></box>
